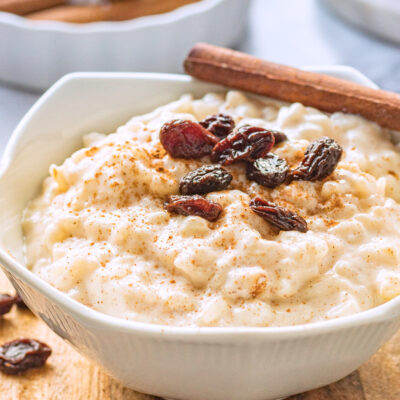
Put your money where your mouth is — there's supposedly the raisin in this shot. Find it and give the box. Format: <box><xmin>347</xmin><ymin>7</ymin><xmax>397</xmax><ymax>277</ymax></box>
<box><xmin>0</xmin><ymin>338</ymin><xmax>51</xmax><ymax>374</ymax></box>
<box><xmin>211</xmin><ymin>125</ymin><xmax>275</xmax><ymax>165</ymax></box>
<box><xmin>290</xmin><ymin>137</ymin><xmax>343</xmax><ymax>181</ymax></box>
<box><xmin>180</xmin><ymin>165</ymin><xmax>232</xmax><ymax>195</ymax></box>
<box><xmin>14</xmin><ymin>294</ymin><xmax>27</xmax><ymax>309</ymax></box>
<box><xmin>165</xmin><ymin>195</ymin><xmax>222</xmax><ymax>222</ymax></box>
<box><xmin>160</xmin><ymin>119</ymin><xmax>219</xmax><ymax>159</ymax></box>
<box><xmin>272</xmin><ymin>130</ymin><xmax>288</xmax><ymax>144</ymax></box>
<box><xmin>0</xmin><ymin>294</ymin><xmax>17</xmax><ymax>316</ymax></box>
<box><xmin>247</xmin><ymin>154</ymin><xmax>289</xmax><ymax>188</ymax></box>
<box><xmin>199</xmin><ymin>114</ymin><xmax>235</xmax><ymax>139</ymax></box>
<box><xmin>250</xmin><ymin>197</ymin><xmax>307</xmax><ymax>232</ymax></box>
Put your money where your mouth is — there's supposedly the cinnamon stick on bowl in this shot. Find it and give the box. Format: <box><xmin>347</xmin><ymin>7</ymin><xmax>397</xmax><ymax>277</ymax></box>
<box><xmin>184</xmin><ymin>43</ymin><xmax>400</xmax><ymax>132</ymax></box>
<box><xmin>27</xmin><ymin>0</ymin><xmax>201</xmax><ymax>23</ymax></box>
<box><xmin>0</xmin><ymin>0</ymin><xmax>65</xmax><ymax>15</ymax></box>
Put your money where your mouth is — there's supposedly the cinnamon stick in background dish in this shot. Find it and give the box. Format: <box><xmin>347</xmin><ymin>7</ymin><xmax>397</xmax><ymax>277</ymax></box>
<box><xmin>27</xmin><ymin>0</ymin><xmax>201</xmax><ymax>23</ymax></box>
<box><xmin>0</xmin><ymin>0</ymin><xmax>65</xmax><ymax>15</ymax></box>
<box><xmin>184</xmin><ymin>43</ymin><xmax>400</xmax><ymax>132</ymax></box>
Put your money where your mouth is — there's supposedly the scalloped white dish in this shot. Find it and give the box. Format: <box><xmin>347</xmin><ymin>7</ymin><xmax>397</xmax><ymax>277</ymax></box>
<box><xmin>0</xmin><ymin>69</ymin><xmax>400</xmax><ymax>400</ymax></box>
<box><xmin>0</xmin><ymin>0</ymin><xmax>249</xmax><ymax>90</ymax></box>
<box><xmin>324</xmin><ymin>0</ymin><xmax>400</xmax><ymax>44</ymax></box>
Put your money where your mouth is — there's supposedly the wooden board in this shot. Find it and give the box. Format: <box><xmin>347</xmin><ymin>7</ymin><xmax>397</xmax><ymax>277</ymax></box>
<box><xmin>0</xmin><ymin>270</ymin><xmax>399</xmax><ymax>400</ymax></box>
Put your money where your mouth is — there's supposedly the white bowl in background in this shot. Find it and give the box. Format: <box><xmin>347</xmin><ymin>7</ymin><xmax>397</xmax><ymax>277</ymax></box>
<box><xmin>0</xmin><ymin>70</ymin><xmax>399</xmax><ymax>400</ymax></box>
<box><xmin>323</xmin><ymin>0</ymin><xmax>400</xmax><ymax>44</ymax></box>
<box><xmin>0</xmin><ymin>0</ymin><xmax>249</xmax><ymax>90</ymax></box>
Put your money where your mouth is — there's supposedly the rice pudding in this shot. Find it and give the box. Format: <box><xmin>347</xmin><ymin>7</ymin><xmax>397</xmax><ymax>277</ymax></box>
<box><xmin>22</xmin><ymin>91</ymin><xmax>400</xmax><ymax>327</ymax></box>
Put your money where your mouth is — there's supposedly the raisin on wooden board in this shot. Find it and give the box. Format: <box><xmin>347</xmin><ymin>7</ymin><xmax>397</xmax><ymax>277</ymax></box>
<box><xmin>290</xmin><ymin>137</ymin><xmax>342</xmax><ymax>181</ymax></box>
<box><xmin>250</xmin><ymin>197</ymin><xmax>308</xmax><ymax>232</ymax></box>
<box><xmin>0</xmin><ymin>338</ymin><xmax>51</xmax><ymax>374</ymax></box>
<box><xmin>14</xmin><ymin>294</ymin><xmax>27</xmax><ymax>309</ymax></box>
<box><xmin>200</xmin><ymin>114</ymin><xmax>235</xmax><ymax>139</ymax></box>
<box><xmin>211</xmin><ymin>125</ymin><xmax>275</xmax><ymax>165</ymax></box>
<box><xmin>247</xmin><ymin>154</ymin><xmax>289</xmax><ymax>188</ymax></box>
<box><xmin>165</xmin><ymin>195</ymin><xmax>222</xmax><ymax>222</ymax></box>
<box><xmin>180</xmin><ymin>165</ymin><xmax>232</xmax><ymax>195</ymax></box>
<box><xmin>0</xmin><ymin>294</ymin><xmax>17</xmax><ymax>316</ymax></box>
<box><xmin>160</xmin><ymin>119</ymin><xmax>219</xmax><ymax>159</ymax></box>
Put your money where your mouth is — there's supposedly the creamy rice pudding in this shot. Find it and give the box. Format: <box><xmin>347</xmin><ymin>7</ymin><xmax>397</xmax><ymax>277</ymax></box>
<box><xmin>23</xmin><ymin>91</ymin><xmax>400</xmax><ymax>327</ymax></box>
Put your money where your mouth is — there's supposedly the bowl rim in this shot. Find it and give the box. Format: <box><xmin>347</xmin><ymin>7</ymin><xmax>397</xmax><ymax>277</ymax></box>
<box><xmin>1</xmin><ymin>68</ymin><xmax>400</xmax><ymax>339</ymax></box>
<box><xmin>0</xmin><ymin>0</ymin><xmax>231</xmax><ymax>33</ymax></box>
<box><xmin>329</xmin><ymin>0</ymin><xmax>400</xmax><ymax>15</ymax></box>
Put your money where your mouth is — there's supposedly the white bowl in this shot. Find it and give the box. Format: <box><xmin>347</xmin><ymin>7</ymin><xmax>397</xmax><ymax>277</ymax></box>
<box><xmin>323</xmin><ymin>0</ymin><xmax>400</xmax><ymax>44</ymax></box>
<box><xmin>0</xmin><ymin>69</ymin><xmax>399</xmax><ymax>400</ymax></box>
<box><xmin>0</xmin><ymin>0</ymin><xmax>249</xmax><ymax>90</ymax></box>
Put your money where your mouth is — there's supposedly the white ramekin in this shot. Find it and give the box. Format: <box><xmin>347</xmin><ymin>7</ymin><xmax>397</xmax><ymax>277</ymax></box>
<box><xmin>0</xmin><ymin>70</ymin><xmax>399</xmax><ymax>400</ymax></box>
<box><xmin>0</xmin><ymin>0</ymin><xmax>249</xmax><ymax>90</ymax></box>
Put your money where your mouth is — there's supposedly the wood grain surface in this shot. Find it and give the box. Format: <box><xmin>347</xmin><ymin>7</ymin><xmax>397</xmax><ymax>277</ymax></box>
<box><xmin>0</xmin><ymin>270</ymin><xmax>398</xmax><ymax>400</ymax></box>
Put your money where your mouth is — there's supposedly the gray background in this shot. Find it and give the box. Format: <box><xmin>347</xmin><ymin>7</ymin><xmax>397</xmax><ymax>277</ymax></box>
<box><xmin>1</xmin><ymin>0</ymin><xmax>400</xmax><ymax>152</ymax></box>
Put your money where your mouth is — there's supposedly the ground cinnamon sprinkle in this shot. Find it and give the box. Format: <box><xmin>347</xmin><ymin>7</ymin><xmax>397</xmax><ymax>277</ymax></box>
<box><xmin>150</xmin><ymin>142</ymin><xmax>167</xmax><ymax>160</ymax></box>
<box><xmin>85</xmin><ymin>146</ymin><xmax>99</xmax><ymax>157</ymax></box>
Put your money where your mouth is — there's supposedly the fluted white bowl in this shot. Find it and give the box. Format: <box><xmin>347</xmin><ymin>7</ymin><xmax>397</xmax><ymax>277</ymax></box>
<box><xmin>0</xmin><ymin>0</ymin><xmax>249</xmax><ymax>90</ymax></box>
<box><xmin>323</xmin><ymin>0</ymin><xmax>400</xmax><ymax>44</ymax></box>
<box><xmin>0</xmin><ymin>69</ymin><xmax>399</xmax><ymax>400</ymax></box>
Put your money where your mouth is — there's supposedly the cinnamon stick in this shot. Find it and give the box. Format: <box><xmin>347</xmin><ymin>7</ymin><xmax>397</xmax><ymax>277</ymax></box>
<box><xmin>27</xmin><ymin>0</ymin><xmax>201</xmax><ymax>23</ymax></box>
<box><xmin>0</xmin><ymin>0</ymin><xmax>65</xmax><ymax>15</ymax></box>
<box><xmin>184</xmin><ymin>43</ymin><xmax>400</xmax><ymax>132</ymax></box>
